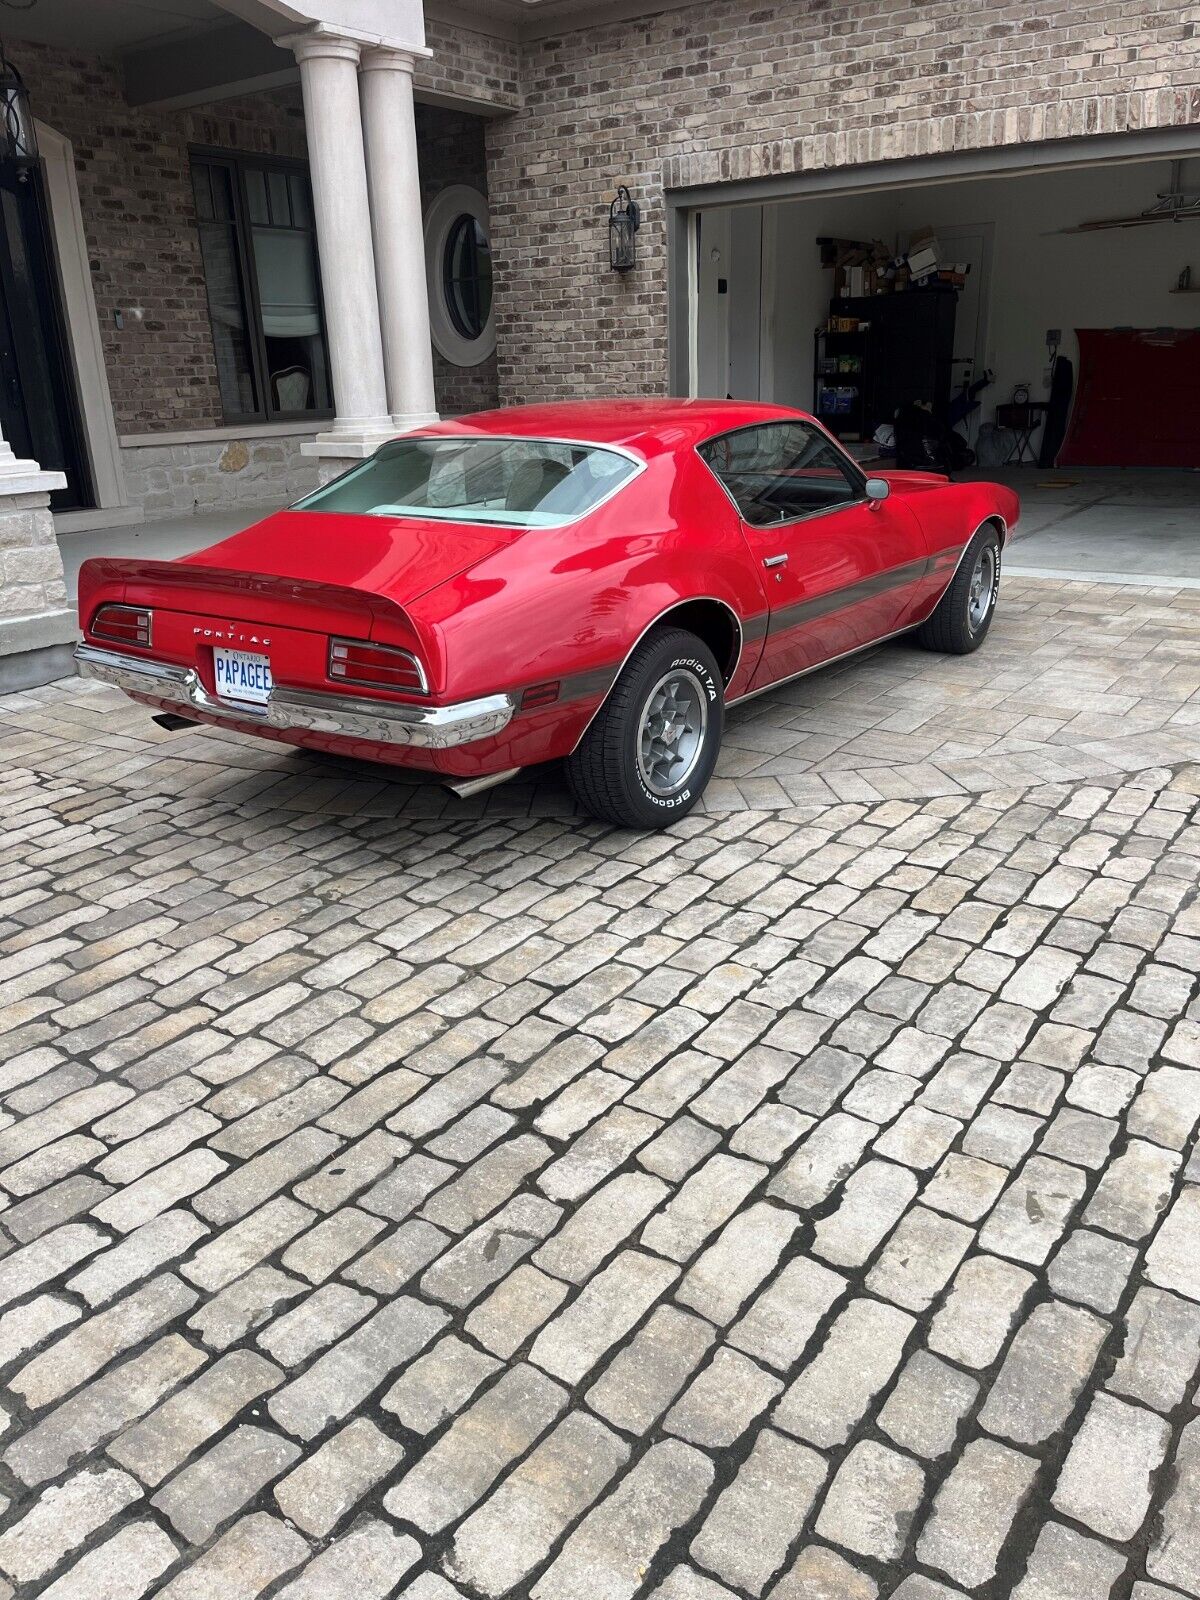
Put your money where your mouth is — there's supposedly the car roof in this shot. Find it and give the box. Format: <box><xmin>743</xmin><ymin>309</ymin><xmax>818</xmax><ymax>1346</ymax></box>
<box><xmin>412</xmin><ymin>399</ymin><xmax>816</xmax><ymax>458</ymax></box>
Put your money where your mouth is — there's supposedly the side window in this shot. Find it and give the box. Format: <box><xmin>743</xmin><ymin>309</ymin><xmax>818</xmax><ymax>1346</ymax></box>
<box><xmin>699</xmin><ymin>422</ymin><xmax>863</xmax><ymax>526</ymax></box>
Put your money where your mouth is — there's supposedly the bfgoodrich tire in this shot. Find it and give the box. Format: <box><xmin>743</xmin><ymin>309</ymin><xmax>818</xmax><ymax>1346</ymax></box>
<box><xmin>915</xmin><ymin>523</ymin><xmax>1002</xmax><ymax>654</ymax></box>
<box><xmin>565</xmin><ymin>626</ymin><xmax>724</xmax><ymax>828</ymax></box>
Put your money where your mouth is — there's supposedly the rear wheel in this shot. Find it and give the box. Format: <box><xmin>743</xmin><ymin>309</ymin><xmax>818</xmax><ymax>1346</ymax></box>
<box><xmin>566</xmin><ymin>626</ymin><xmax>723</xmax><ymax>828</ymax></box>
<box><xmin>915</xmin><ymin>523</ymin><xmax>1001</xmax><ymax>653</ymax></box>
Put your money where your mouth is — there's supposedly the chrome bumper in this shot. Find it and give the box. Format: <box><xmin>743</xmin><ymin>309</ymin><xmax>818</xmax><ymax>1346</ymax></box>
<box><xmin>74</xmin><ymin>644</ymin><xmax>515</xmax><ymax>751</ymax></box>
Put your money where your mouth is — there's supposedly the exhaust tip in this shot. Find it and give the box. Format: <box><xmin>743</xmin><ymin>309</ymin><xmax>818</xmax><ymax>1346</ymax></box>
<box><xmin>444</xmin><ymin>767</ymin><xmax>521</xmax><ymax>800</ymax></box>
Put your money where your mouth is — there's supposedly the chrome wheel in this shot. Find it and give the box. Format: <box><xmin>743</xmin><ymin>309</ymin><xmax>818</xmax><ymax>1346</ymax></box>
<box><xmin>637</xmin><ymin>668</ymin><xmax>708</xmax><ymax>797</ymax></box>
<box><xmin>968</xmin><ymin>545</ymin><xmax>998</xmax><ymax>631</ymax></box>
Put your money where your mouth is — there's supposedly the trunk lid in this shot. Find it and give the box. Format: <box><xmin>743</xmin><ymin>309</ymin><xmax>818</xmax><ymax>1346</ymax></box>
<box><xmin>78</xmin><ymin>509</ymin><xmax>517</xmax><ymax>658</ymax></box>
<box><xmin>180</xmin><ymin>509</ymin><xmax>516</xmax><ymax>606</ymax></box>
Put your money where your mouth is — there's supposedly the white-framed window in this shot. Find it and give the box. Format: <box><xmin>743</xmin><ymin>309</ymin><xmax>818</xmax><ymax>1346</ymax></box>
<box><xmin>424</xmin><ymin>185</ymin><xmax>495</xmax><ymax>369</ymax></box>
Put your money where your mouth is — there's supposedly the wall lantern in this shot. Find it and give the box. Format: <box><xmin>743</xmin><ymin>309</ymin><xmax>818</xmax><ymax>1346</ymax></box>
<box><xmin>0</xmin><ymin>40</ymin><xmax>38</xmax><ymax>171</ymax></box>
<box><xmin>609</xmin><ymin>186</ymin><xmax>640</xmax><ymax>273</ymax></box>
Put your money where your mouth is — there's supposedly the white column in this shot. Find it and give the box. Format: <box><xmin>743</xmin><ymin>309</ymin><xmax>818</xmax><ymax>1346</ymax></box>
<box><xmin>287</xmin><ymin>30</ymin><xmax>391</xmax><ymax>445</ymax></box>
<box><xmin>360</xmin><ymin>46</ymin><xmax>439</xmax><ymax>429</ymax></box>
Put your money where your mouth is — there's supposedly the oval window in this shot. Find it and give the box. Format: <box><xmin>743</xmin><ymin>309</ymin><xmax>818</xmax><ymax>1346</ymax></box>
<box><xmin>424</xmin><ymin>185</ymin><xmax>496</xmax><ymax>368</ymax></box>
<box><xmin>443</xmin><ymin>214</ymin><xmax>493</xmax><ymax>342</ymax></box>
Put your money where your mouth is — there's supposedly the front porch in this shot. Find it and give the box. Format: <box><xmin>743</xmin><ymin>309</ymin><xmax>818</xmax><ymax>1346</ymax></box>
<box><xmin>0</xmin><ymin>0</ymin><xmax>510</xmax><ymax>687</ymax></box>
<box><xmin>57</xmin><ymin>506</ymin><xmax>277</xmax><ymax>603</ymax></box>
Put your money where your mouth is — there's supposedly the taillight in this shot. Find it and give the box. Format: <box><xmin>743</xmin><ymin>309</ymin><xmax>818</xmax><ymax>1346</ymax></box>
<box><xmin>328</xmin><ymin>637</ymin><xmax>427</xmax><ymax>694</ymax></box>
<box><xmin>91</xmin><ymin>604</ymin><xmax>152</xmax><ymax>647</ymax></box>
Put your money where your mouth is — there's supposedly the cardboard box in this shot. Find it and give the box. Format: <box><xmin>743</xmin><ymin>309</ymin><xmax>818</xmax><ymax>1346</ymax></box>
<box><xmin>906</xmin><ymin>244</ymin><xmax>940</xmax><ymax>278</ymax></box>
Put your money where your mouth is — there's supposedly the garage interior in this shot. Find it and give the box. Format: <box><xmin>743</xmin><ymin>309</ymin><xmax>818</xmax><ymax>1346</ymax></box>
<box><xmin>691</xmin><ymin>153</ymin><xmax>1200</xmax><ymax>586</ymax></box>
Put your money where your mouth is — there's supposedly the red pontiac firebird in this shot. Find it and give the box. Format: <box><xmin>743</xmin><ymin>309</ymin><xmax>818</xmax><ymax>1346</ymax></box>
<box><xmin>75</xmin><ymin>400</ymin><xmax>1018</xmax><ymax>828</ymax></box>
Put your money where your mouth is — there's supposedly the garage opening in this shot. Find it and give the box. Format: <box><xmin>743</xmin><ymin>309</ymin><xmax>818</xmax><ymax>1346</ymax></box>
<box><xmin>687</xmin><ymin>151</ymin><xmax>1200</xmax><ymax>586</ymax></box>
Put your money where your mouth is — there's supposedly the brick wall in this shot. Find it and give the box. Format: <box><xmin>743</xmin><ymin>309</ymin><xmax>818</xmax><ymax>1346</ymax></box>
<box><xmin>13</xmin><ymin>37</ymin><xmax>503</xmax><ymax>441</ymax></box>
<box><xmin>418</xmin><ymin>15</ymin><xmax>522</xmax><ymax>112</ymax></box>
<box><xmin>485</xmin><ymin>0</ymin><xmax>1200</xmax><ymax>404</ymax></box>
<box><xmin>417</xmin><ymin>104</ymin><xmax>500</xmax><ymax>416</ymax></box>
<box><xmin>11</xmin><ymin>39</ymin><xmax>309</xmax><ymax>435</ymax></box>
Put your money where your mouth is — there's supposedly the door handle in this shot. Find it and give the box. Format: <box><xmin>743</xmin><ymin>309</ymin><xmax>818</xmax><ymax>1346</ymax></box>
<box><xmin>763</xmin><ymin>554</ymin><xmax>788</xmax><ymax>569</ymax></box>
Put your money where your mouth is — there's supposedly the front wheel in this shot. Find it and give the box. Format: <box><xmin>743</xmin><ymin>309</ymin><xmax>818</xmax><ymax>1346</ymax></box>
<box><xmin>915</xmin><ymin>523</ymin><xmax>1001</xmax><ymax>654</ymax></box>
<box><xmin>565</xmin><ymin>626</ymin><xmax>724</xmax><ymax>828</ymax></box>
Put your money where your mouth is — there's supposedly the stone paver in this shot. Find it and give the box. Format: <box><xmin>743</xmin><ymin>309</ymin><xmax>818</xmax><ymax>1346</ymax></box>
<box><xmin>916</xmin><ymin>1438</ymin><xmax>1038</xmax><ymax>1586</ymax></box>
<box><xmin>815</xmin><ymin>1440</ymin><xmax>926</xmax><ymax>1563</ymax></box>
<box><xmin>690</xmin><ymin>1429</ymin><xmax>827</xmax><ymax>1594</ymax></box>
<box><xmin>0</xmin><ymin>621</ymin><xmax>1199</xmax><ymax>1597</ymax></box>
<box><xmin>1052</xmin><ymin>1392</ymin><xmax>1171</xmax><ymax>1542</ymax></box>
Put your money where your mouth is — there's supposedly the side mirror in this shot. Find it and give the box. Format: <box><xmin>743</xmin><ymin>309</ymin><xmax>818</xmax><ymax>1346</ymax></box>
<box><xmin>865</xmin><ymin>477</ymin><xmax>891</xmax><ymax>506</ymax></box>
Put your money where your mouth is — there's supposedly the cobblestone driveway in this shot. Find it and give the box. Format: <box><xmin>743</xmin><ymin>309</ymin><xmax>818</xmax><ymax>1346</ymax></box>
<box><xmin>1</xmin><ymin>577</ymin><xmax>1199</xmax><ymax>1599</ymax></box>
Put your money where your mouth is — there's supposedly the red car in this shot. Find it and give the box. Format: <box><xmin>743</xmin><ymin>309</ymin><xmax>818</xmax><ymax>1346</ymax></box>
<box><xmin>75</xmin><ymin>400</ymin><xmax>1018</xmax><ymax>828</ymax></box>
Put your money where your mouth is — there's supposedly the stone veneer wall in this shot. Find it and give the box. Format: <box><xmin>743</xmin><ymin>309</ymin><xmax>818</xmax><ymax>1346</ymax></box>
<box><xmin>485</xmin><ymin>0</ymin><xmax>1200</xmax><ymax>404</ymax></box>
<box><xmin>0</xmin><ymin>486</ymin><xmax>75</xmax><ymax>689</ymax></box>
<box><xmin>118</xmin><ymin>435</ymin><xmax>319</xmax><ymax>518</ymax></box>
<box><xmin>0</xmin><ymin>493</ymin><xmax>70</xmax><ymax>629</ymax></box>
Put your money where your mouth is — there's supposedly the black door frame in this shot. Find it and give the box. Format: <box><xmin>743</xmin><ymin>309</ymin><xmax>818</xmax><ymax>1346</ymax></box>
<box><xmin>0</xmin><ymin>156</ymin><xmax>91</xmax><ymax>510</ymax></box>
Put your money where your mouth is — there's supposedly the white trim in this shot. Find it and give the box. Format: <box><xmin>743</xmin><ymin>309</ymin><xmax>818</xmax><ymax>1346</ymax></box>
<box><xmin>279</xmin><ymin>23</ymin><xmax>431</xmax><ymax>58</ymax></box>
<box><xmin>300</xmin><ymin>429</ymin><xmax>400</xmax><ymax>461</ymax></box>
<box><xmin>0</xmin><ymin>606</ymin><xmax>77</xmax><ymax>659</ymax></box>
<box><xmin>36</xmin><ymin>120</ymin><xmax>128</xmax><ymax>513</ymax></box>
<box><xmin>685</xmin><ymin>208</ymin><xmax>700</xmax><ymax>397</ymax></box>
<box><xmin>758</xmin><ymin>204</ymin><xmax>778</xmax><ymax>403</ymax></box>
<box><xmin>0</xmin><ymin>467</ymin><xmax>66</xmax><ymax>496</ymax></box>
<box><xmin>119</xmin><ymin>422</ymin><xmax>322</xmax><ymax>449</ymax></box>
<box><xmin>423</xmin><ymin>0</ymin><xmax>711</xmax><ymax>42</ymax></box>
<box><xmin>54</xmin><ymin>505</ymin><xmax>145</xmax><ymax>536</ymax></box>
<box><xmin>424</xmin><ymin>185</ymin><xmax>497</xmax><ymax>368</ymax></box>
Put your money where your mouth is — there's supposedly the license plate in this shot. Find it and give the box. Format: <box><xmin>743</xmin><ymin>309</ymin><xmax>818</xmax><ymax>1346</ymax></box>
<box><xmin>213</xmin><ymin>648</ymin><xmax>273</xmax><ymax>706</ymax></box>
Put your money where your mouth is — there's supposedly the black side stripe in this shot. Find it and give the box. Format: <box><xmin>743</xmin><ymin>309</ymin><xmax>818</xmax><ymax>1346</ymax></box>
<box><xmin>515</xmin><ymin>549</ymin><xmax>965</xmax><ymax>713</ymax></box>
<box><xmin>768</xmin><ymin>555</ymin><xmax>932</xmax><ymax>635</ymax></box>
<box><xmin>557</xmin><ymin>666</ymin><xmax>620</xmax><ymax>702</ymax></box>
<box><xmin>513</xmin><ymin>666</ymin><xmax>619</xmax><ymax>713</ymax></box>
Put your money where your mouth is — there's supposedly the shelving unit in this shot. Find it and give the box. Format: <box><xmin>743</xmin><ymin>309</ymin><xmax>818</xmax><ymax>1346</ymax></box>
<box><xmin>814</xmin><ymin>325</ymin><xmax>868</xmax><ymax>442</ymax></box>
<box><xmin>813</xmin><ymin>291</ymin><xmax>958</xmax><ymax>443</ymax></box>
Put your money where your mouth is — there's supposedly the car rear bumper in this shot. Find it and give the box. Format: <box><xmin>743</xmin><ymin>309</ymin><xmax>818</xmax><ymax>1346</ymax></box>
<box><xmin>74</xmin><ymin>643</ymin><xmax>515</xmax><ymax>751</ymax></box>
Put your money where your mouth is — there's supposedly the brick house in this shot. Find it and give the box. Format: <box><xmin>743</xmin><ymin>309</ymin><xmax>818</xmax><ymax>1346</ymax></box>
<box><xmin>1</xmin><ymin>0</ymin><xmax>1198</xmax><ymax>686</ymax></box>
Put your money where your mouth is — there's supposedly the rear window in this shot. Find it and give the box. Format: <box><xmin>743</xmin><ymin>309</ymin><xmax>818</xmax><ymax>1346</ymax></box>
<box><xmin>294</xmin><ymin>435</ymin><xmax>639</xmax><ymax>528</ymax></box>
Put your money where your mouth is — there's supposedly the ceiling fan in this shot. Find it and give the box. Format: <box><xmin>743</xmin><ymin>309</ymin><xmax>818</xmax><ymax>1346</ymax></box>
<box><xmin>1053</xmin><ymin>160</ymin><xmax>1200</xmax><ymax>233</ymax></box>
